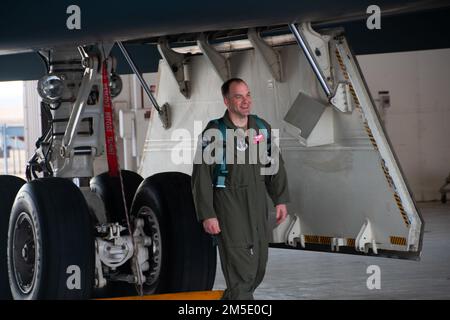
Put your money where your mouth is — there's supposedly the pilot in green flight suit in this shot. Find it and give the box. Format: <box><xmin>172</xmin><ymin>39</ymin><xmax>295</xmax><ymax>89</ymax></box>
<box><xmin>191</xmin><ymin>78</ymin><xmax>290</xmax><ymax>300</ymax></box>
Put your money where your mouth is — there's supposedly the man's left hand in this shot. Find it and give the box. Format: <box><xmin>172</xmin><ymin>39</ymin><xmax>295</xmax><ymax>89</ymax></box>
<box><xmin>275</xmin><ymin>204</ymin><xmax>288</xmax><ymax>224</ymax></box>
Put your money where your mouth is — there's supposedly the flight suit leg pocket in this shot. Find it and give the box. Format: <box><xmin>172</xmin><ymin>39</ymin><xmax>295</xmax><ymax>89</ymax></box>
<box><xmin>224</xmin><ymin>243</ymin><xmax>257</xmax><ymax>286</ymax></box>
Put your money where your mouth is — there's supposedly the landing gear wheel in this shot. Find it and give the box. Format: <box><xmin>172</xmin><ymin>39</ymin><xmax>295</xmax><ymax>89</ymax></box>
<box><xmin>90</xmin><ymin>170</ymin><xmax>143</xmax><ymax>223</ymax></box>
<box><xmin>131</xmin><ymin>172</ymin><xmax>216</xmax><ymax>294</ymax></box>
<box><xmin>442</xmin><ymin>193</ymin><xmax>447</xmax><ymax>204</ymax></box>
<box><xmin>89</xmin><ymin>170</ymin><xmax>144</xmax><ymax>298</ymax></box>
<box><xmin>7</xmin><ymin>178</ymin><xmax>95</xmax><ymax>300</ymax></box>
<box><xmin>0</xmin><ymin>175</ymin><xmax>26</xmax><ymax>299</ymax></box>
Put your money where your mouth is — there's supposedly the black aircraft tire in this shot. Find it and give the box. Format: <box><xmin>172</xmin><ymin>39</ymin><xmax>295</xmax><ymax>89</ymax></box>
<box><xmin>7</xmin><ymin>178</ymin><xmax>95</xmax><ymax>300</ymax></box>
<box><xmin>0</xmin><ymin>175</ymin><xmax>26</xmax><ymax>300</ymax></box>
<box><xmin>130</xmin><ymin>172</ymin><xmax>216</xmax><ymax>294</ymax></box>
<box><xmin>90</xmin><ymin>170</ymin><xmax>143</xmax><ymax>223</ymax></box>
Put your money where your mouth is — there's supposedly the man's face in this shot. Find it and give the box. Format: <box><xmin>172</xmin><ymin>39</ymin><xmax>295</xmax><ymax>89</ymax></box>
<box><xmin>224</xmin><ymin>81</ymin><xmax>252</xmax><ymax>118</ymax></box>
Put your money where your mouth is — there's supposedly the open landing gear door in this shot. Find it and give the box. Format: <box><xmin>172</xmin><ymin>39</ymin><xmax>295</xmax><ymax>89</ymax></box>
<box><xmin>272</xmin><ymin>24</ymin><xmax>423</xmax><ymax>260</ymax></box>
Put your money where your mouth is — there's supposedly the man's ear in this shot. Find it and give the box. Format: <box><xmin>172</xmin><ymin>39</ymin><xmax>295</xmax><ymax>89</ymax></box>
<box><xmin>223</xmin><ymin>96</ymin><xmax>229</xmax><ymax>107</ymax></box>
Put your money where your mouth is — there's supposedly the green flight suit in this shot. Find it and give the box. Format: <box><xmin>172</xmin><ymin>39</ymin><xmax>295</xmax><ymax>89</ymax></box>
<box><xmin>191</xmin><ymin>110</ymin><xmax>290</xmax><ymax>300</ymax></box>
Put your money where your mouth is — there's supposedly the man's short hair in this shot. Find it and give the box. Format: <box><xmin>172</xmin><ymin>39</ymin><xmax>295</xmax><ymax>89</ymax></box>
<box><xmin>221</xmin><ymin>78</ymin><xmax>246</xmax><ymax>97</ymax></box>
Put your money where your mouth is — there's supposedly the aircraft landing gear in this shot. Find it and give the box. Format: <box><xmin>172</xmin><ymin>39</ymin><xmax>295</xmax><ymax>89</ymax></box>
<box><xmin>7</xmin><ymin>178</ymin><xmax>95</xmax><ymax>300</ymax></box>
<box><xmin>130</xmin><ymin>172</ymin><xmax>216</xmax><ymax>294</ymax></box>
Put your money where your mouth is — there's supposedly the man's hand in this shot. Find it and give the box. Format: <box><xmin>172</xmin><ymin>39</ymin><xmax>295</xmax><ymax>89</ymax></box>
<box><xmin>203</xmin><ymin>217</ymin><xmax>221</xmax><ymax>235</ymax></box>
<box><xmin>276</xmin><ymin>204</ymin><xmax>288</xmax><ymax>224</ymax></box>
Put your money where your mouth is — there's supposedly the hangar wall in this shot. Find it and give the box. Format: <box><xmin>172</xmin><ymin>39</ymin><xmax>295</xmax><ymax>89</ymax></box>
<box><xmin>357</xmin><ymin>48</ymin><xmax>450</xmax><ymax>202</ymax></box>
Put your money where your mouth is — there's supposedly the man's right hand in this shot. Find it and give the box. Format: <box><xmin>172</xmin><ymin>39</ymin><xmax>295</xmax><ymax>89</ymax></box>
<box><xmin>203</xmin><ymin>217</ymin><xmax>221</xmax><ymax>235</ymax></box>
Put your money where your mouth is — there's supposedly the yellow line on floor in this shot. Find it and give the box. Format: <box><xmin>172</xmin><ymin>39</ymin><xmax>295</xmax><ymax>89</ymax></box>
<box><xmin>101</xmin><ymin>290</ymin><xmax>224</xmax><ymax>300</ymax></box>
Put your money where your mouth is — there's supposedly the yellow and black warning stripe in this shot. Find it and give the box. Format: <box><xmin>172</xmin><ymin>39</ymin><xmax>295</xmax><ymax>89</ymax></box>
<box><xmin>335</xmin><ymin>48</ymin><xmax>350</xmax><ymax>81</ymax></box>
<box><xmin>381</xmin><ymin>160</ymin><xmax>395</xmax><ymax>189</ymax></box>
<box><xmin>390</xmin><ymin>236</ymin><xmax>407</xmax><ymax>246</ymax></box>
<box><xmin>347</xmin><ymin>82</ymin><xmax>359</xmax><ymax>102</ymax></box>
<box><xmin>394</xmin><ymin>193</ymin><xmax>411</xmax><ymax>226</ymax></box>
<box><xmin>304</xmin><ymin>235</ymin><xmax>332</xmax><ymax>245</ymax></box>
<box><xmin>346</xmin><ymin>238</ymin><xmax>356</xmax><ymax>247</ymax></box>
<box><xmin>363</xmin><ymin>120</ymin><xmax>379</xmax><ymax>150</ymax></box>
<box><xmin>304</xmin><ymin>235</ymin><xmax>360</xmax><ymax>247</ymax></box>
